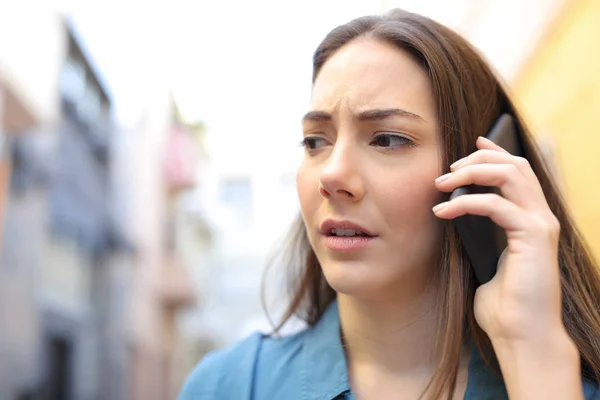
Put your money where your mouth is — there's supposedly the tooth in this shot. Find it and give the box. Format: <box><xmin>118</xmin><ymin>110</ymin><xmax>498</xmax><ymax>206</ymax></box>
<box><xmin>345</xmin><ymin>229</ymin><xmax>355</xmax><ymax>236</ymax></box>
<box><xmin>330</xmin><ymin>229</ymin><xmax>336</xmax><ymax>235</ymax></box>
<box><xmin>335</xmin><ymin>228</ymin><xmax>345</xmax><ymax>236</ymax></box>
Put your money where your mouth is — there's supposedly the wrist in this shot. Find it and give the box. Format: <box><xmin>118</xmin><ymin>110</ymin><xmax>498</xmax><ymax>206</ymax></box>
<box><xmin>490</xmin><ymin>325</ymin><xmax>578</xmax><ymax>358</ymax></box>
<box><xmin>491</xmin><ymin>330</ymin><xmax>583</xmax><ymax>400</ymax></box>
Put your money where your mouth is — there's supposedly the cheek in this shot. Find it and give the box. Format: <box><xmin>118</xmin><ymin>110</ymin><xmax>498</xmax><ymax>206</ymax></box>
<box><xmin>375</xmin><ymin>167</ymin><xmax>442</xmax><ymax>233</ymax></box>
<box><xmin>296</xmin><ymin>162</ymin><xmax>319</xmax><ymax>213</ymax></box>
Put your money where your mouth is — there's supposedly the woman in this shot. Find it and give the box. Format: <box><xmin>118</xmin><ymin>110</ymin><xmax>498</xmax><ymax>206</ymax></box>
<box><xmin>180</xmin><ymin>9</ymin><xmax>600</xmax><ymax>399</ymax></box>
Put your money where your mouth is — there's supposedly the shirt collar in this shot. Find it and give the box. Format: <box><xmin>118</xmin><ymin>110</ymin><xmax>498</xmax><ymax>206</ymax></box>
<box><xmin>465</xmin><ymin>341</ymin><xmax>507</xmax><ymax>399</ymax></box>
<box><xmin>299</xmin><ymin>299</ymin><xmax>508</xmax><ymax>400</ymax></box>
<box><xmin>300</xmin><ymin>300</ymin><xmax>350</xmax><ymax>400</ymax></box>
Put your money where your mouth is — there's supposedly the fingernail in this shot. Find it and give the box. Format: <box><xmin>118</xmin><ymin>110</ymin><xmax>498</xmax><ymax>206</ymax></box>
<box><xmin>450</xmin><ymin>159</ymin><xmax>465</xmax><ymax>169</ymax></box>
<box><xmin>432</xmin><ymin>202</ymin><xmax>448</xmax><ymax>213</ymax></box>
<box><xmin>435</xmin><ymin>173</ymin><xmax>452</xmax><ymax>183</ymax></box>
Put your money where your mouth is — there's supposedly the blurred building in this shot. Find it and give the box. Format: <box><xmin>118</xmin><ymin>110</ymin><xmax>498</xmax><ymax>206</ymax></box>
<box><xmin>175</xmin><ymin>117</ymin><xmax>303</xmax><ymax>357</ymax></box>
<box><xmin>0</xmin><ymin>6</ymin><xmax>64</xmax><ymax>237</ymax></box>
<box><xmin>0</xmin><ymin>6</ymin><xmax>200</xmax><ymax>400</ymax></box>
<box><xmin>0</xmin><ymin>8</ymin><xmax>133</xmax><ymax>399</ymax></box>
<box><xmin>126</xmin><ymin>91</ymin><xmax>200</xmax><ymax>400</ymax></box>
<box><xmin>512</xmin><ymin>0</ymin><xmax>600</xmax><ymax>260</ymax></box>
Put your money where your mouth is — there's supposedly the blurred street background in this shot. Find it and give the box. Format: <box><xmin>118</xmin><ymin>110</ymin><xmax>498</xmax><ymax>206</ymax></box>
<box><xmin>0</xmin><ymin>0</ymin><xmax>598</xmax><ymax>399</ymax></box>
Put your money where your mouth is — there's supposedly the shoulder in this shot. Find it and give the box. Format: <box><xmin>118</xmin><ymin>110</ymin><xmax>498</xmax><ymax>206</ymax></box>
<box><xmin>584</xmin><ymin>379</ymin><xmax>600</xmax><ymax>399</ymax></box>
<box><xmin>178</xmin><ymin>332</ymin><xmax>263</xmax><ymax>399</ymax></box>
<box><xmin>178</xmin><ymin>329</ymin><xmax>309</xmax><ymax>400</ymax></box>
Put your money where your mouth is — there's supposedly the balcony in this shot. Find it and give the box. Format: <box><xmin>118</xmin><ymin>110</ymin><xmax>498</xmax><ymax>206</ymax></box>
<box><xmin>158</xmin><ymin>252</ymin><xmax>197</xmax><ymax>310</ymax></box>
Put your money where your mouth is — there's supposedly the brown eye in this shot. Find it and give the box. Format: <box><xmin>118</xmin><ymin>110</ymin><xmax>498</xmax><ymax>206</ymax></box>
<box><xmin>301</xmin><ymin>137</ymin><xmax>329</xmax><ymax>150</ymax></box>
<box><xmin>370</xmin><ymin>133</ymin><xmax>413</xmax><ymax>148</ymax></box>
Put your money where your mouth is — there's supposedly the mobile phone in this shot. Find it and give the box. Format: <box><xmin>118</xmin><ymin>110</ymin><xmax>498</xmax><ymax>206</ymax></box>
<box><xmin>449</xmin><ymin>114</ymin><xmax>524</xmax><ymax>284</ymax></box>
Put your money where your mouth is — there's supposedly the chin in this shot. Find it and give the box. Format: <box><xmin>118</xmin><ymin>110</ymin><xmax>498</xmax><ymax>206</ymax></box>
<box><xmin>319</xmin><ymin>253</ymin><xmax>437</xmax><ymax>302</ymax></box>
<box><xmin>321</xmin><ymin>258</ymin><xmax>400</xmax><ymax>300</ymax></box>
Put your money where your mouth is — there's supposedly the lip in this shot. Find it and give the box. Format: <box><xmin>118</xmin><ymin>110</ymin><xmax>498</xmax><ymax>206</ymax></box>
<box><xmin>319</xmin><ymin>219</ymin><xmax>378</xmax><ymax>252</ymax></box>
<box><xmin>319</xmin><ymin>219</ymin><xmax>377</xmax><ymax>237</ymax></box>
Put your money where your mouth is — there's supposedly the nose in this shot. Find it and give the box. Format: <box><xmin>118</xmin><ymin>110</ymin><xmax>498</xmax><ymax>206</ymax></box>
<box><xmin>319</xmin><ymin>142</ymin><xmax>365</xmax><ymax>202</ymax></box>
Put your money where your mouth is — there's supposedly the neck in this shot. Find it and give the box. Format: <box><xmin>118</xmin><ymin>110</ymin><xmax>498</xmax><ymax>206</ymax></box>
<box><xmin>337</xmin><ymin>282</ymin><xmax>441</xmax><ymax>375</ymax></box>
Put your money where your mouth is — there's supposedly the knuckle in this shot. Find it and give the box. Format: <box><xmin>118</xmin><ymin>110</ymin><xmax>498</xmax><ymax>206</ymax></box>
<box><xmin>488</xmin><ymin>193</ymin><xmax>503</xmax><ymax>207</ymax></box>
<box><xmin>476</xmin><ymin>149</ymin><xmax>491</xmax><ymax>161</ymax></box>
<box><xmin>533</xmin><ymin>214</ymin><xmax>561</xmax><ymax>237</ymax></box>
<box><xmin>492</xmin><ymin>164</ymin><xmax>515</xmax><ymax>187</ymax></box>
<box><xmin>483</xmin><ymin>149</ymin><xmax>498</xmax><ymax>161</ymax></box>
<box><xmin>502</xmin><ymin>163</ymin><xmax>519</xmax><ymax>177</ymax></box>
<box><xmin>457</xmin><ymin>166</ymin><xmax>473</xmax><ymax>181</ymax></box>
<box><xmin>515</xmin><ymin>156</ymin><xmax>531</xmax><ymax>170</ymax></box>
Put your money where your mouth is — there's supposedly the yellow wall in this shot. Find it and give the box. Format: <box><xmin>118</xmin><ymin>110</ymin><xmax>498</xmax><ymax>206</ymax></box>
<box><xmin>513</xmin><ymin>0</ymin><xmax>600</xmax><ymax>259</ymax></box>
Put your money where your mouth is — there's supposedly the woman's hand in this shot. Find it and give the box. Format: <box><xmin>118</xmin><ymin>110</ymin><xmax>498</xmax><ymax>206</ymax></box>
<box><xmin>433</xmin><ymin>136</ymin><xmax>563</xmax><ymax>343</ymax></box>
<box><xmin>433</xmin><ymin>136</ymin><xmax>583</xmax><ymax>399</ymax></box>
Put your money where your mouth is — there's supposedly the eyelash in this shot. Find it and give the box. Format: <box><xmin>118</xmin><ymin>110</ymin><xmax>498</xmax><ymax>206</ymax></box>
<box><xmin>370</xmin><ymin>133</ymin><xmax>415</xmax><ymax>150</ymax></box>
<box><xmin>299</xmin><ymin>136</ymin><xmax>328</xmax><ymax>151</ymax></box>
<box><xmin>299</xmin><ymin>133</ymin><xmax>415</xmax><ymax>152</ymax></box>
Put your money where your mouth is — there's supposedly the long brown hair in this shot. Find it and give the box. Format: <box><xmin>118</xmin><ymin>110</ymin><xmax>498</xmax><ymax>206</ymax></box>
<box><xmin>265</xmin><ymin>8</ymin><xmax>600</xmax><ymax>399</ymax></box>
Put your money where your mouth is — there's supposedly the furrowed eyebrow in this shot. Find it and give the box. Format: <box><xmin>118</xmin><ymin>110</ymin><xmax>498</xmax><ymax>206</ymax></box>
<box><xmin>301</xmin><ymin>108</ymin><xmax>425</xmax><ymax>123</ymax></box>
<box><xmin>357</xmin><ymin>108</ymin><xmax>425</xmax><ymax>122</ymax></box>
<box><xmin>301</xmin><ymin>110</ymin><xmax>332</xmax><ymax>123</ymax></box>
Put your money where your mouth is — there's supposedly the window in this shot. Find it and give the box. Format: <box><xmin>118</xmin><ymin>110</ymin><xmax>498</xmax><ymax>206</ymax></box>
<box><xmin>60</xmin><ymin>58</ymin><xmax>86</xmax><ymax>102</ymax></box>
<box><xmin>60</xmin><ymin>32</ymin><xmax>110</xmax><ymax>125</ymax></box>
<box><xmin>79</xmin><ymin>81</ymin><xmax>102</xmax><ymax>121</ymax></box>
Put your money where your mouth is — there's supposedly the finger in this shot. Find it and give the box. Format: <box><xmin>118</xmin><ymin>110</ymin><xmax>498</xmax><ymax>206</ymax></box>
<box><xmin>476</xmin><ymin>136</ymin><xmax>510</xmax><ymax>153</ymax></box>
<box><xmin>450</xmin><ymin>149</ymin><xmax>510</xmax><ymax>171</ymax></box>
<box><xmin>435</xmin><ymin>163</ymin><xmax>540</xmax><ymax>209</ymax></box>
<box><xmin>432</xmin><ymin>193</ymin><xmax>528</xmax><ymax>232</ymax></box>
<box><xmin>450</xmin><ymin>149</ymin><xmax>539</xmax><ymax>186</ymax></box>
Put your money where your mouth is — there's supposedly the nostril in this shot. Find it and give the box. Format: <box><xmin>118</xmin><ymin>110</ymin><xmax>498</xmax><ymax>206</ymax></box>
<box><xmin>319</xmin><ymin>185</ymin><xmax>330</xmax><ymax>197</ymax></box>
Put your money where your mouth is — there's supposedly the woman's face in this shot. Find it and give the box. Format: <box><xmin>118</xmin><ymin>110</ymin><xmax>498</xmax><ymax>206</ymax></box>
<box><xmin>297</xmin><ymin>38</ymin><xmax>444</xmax><ymax>301</ymax></box>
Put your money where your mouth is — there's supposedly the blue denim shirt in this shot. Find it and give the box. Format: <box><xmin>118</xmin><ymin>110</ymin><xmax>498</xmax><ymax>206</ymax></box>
<box><xmin>179</xmin><ymin>301</ymin><xmax>599</xmax><ymax>399</ymax></box>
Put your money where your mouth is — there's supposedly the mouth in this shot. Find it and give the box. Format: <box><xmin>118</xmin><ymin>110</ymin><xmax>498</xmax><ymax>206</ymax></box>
<box><xmin>319</xmin><ymin>219</ymin><xmax>378</xmax><ymax>251</ymax></box>
<box><xmin>320</xmin><ymin>219</ymin><xmax>377</xmax><ymax>237</ymax></box>
<box><xmin>325</xmin><ymin>228</ymin><xmax>374</xmax><ymax>238</ymax></box>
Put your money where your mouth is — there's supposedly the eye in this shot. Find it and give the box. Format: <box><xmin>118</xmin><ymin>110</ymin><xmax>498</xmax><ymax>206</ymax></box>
<box><xmin>301</xmin><ymin>136</ymin><xmax>329</xmax><ymax>151</ymax></box>
<box><xmin>370</xmin><ymin>133</ymin><xmax>414</xmax><ymax>149</ymax></box>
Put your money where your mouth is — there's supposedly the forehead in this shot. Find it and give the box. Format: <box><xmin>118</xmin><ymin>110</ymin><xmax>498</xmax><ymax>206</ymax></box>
<box><xmin>311</xmin><ymin>38</ymin><xmax>436</xmax><ymax>122</ymax></box>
